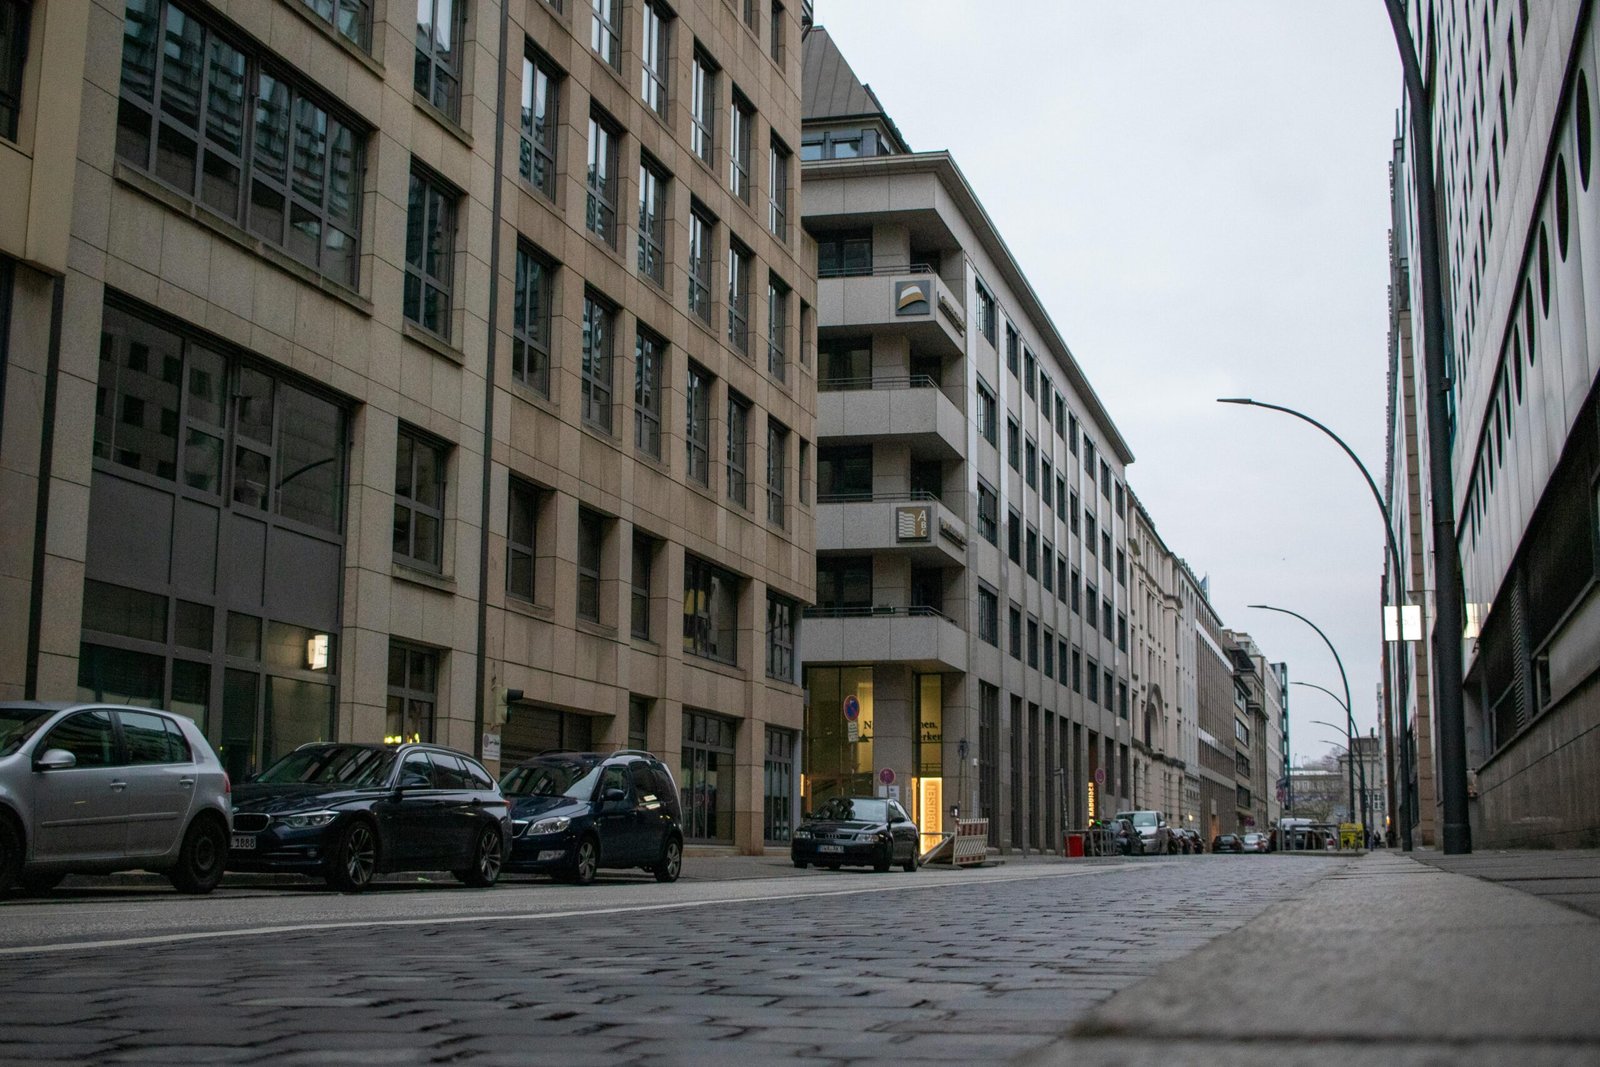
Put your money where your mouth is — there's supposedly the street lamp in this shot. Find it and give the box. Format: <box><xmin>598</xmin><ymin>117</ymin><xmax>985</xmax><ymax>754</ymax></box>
<box><xmin>1296</xmin><ymin>677</ymin><xmax>1368</xmax><ymax>834</ymax></box>
<box><xmin>1312</xmin><ymin>730</ymin><xmax>1357</xmax><ymax>822</ymax></box>
<box><xmin>1307</xmin><ymin>715</ymin><xmax>1357</xmax><ymax>823</ymax></box>
<box><xmin>1247</xmin><ymin>604</ymin><xmax>1371</xmax><ymax>838</ymax></box>
<box><xmin>1218</xmin><ymin>397</ymin><xmax>1415</xmax><ymax>851</ymax></box>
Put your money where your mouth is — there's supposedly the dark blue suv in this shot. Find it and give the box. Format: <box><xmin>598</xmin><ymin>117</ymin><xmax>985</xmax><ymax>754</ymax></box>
<box><xmin>500</xmin><ymin>750</ymin><xmax>682</xmax><ymax>885</ymax></box>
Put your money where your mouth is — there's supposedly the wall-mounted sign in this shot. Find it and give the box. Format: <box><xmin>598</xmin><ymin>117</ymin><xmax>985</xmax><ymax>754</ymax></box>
<box><xmin>938</xmin><ymin>518</ymin><xmax>967</xmax><ymax>548</ymax></box>
<box><xmin>896</xmin><ymin>505</ymin><xmax>931</xmax><ymax>542</ymax></box>
<box><xmin>894</xmin><ymin>279</ymin><xmax>931</xmax><ymax>316</ymax></box>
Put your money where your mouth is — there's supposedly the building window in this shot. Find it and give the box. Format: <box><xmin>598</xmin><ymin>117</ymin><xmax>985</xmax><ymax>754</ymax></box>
<box><xmin>640</xmin><ymin>0</ymin><xmax>670</xmax><ymax>115</ymax></box>
<box><xmin>683</xmin><ymin>555</ymin><xmax>739</xmax><ymax>664</ymax></box>
<box><xmin>629</xmin><ymin>696</ymin><xmax>650</xmax><ymax>749</ymax></box>
<box><xmin>817</xmin><ymin>229</ymin><xmax>871</xmax><ymax>276</ymax></box>
<box><xmin>301</xmin><ymin>0</ymin><xmax>373</xmax><ymax>52</ymax></box>
<box><xmin>1043</xmin><ymin>629</ymin><xmax>1054</xmax><ymax>678</ymax></box>
<box><xmin>1087</xmin><ymin>659</ymin><xmax>1099</xmax><ymax>703</ymax></box>
<box><xmin>728</xmin><ymin>239</ymin><xmax>751</xmax><ymax>355</ymax></box>
<box><xmin>507</xmin><ymin>478</ymin><xmax>540</xmax><ymax>602</ymax></box>
<box><xmin>394</xmin><ymin>427</ymin><xmax>447</xmax><ymax>570</ymax></box>
<box><xmin>1070</xmin><ymin>491</ymin><xmax>1081</xmax><ymax>535</ymax></box>
<box><xmin>512</xmin><ymin>243</ymin><xmax>553</xmax><ymax>395</ymax></box>
<box><xmin>1007</xmin><ymin>508</ymin><xmax>1021</xmax><ymax>564</ymax></box>
<box><xmin>769</xmin><ymin>136</ymin><xmax>791</xmax><ymax>239</ymax></box>
<box><xmin>637</xmin><ymin>157</ymin><xmax>668</xmax><ymax>285</ymax></box>
<box><xmin>1006</xmin><ymin>417</ymin><xmax>1020</xmax><ymax>470</ymax></box>
<box><xmin>976</xmin><ymin>380</ymin><xmax>997</xmax><ymax>445</ymax></box>
<box><xmin>631</xmin><ymin>534</ymin><xmax>655</xmax><ymax>639</ymax></box>
<box><xmin>414</xmin><ymin>0</ymin><xmax>464</xmax><ymax>121</ymax></box>
<box><xmin>577</xmin><ymin>508</ymin><xmax>604</xmax><ymax>622</ymax></box>
<box><xmin>726</xmin><ymin>392</ymin><xmax>750</xmax><ymax>507</ymax></box>
<box><xmin>1103</xmin><ymin>668</ymin><xmax>1113</xmax><ymax>709</ymax></box>
<box><xmin>815</xmin><ymin>556</ymin><xmax>870</xmax><ymax>611</ymax></box>
<box><xmin>769</xmin><ymin>1</ymin><xmax>784</xmax><ymax>61</ymax></box>
<box><xmin>0</xmin><ymin>1</ymin><xmax>23</xmax><ymax>139</ymax></box>
<box><xmin>1026</xmin><ymin>526</ymin><xmax>1038</xmax><ymax>578</ymax></box>
<box><xmin>1117</xmin><ymin>612</ymin><xmax>1127</xmax><ymax>651</ymax></box>
<box><xmin>1086</xmin><ymin>512</ymin><xmax>1097</xmax><ymax>554</ymax></box>
<box><xmin>1071</xmin><ymin>570</ymin><xmax>1081</xmax><ymax>613</ymax></box>
<box><xmin>691</xmin><ymin>48</ymin><xmax>716</xmax><ymax>165</ymax></box>
<box><xmin>1116</xmin><ymin>548</ymin><xmax>1126</xmax><ymax>586</ymax></box>
<box><xmin>1008</xmin><ymin>603</ymin><xmax>1022</xmax><ymax>659</ymax></box>
<box><xmin>766</xmin><ymin>594</ymin><xmax>796</xmax><ymax>681</ymax></box>
<box><xmin>520</xmin><ymin>50</ymin><xmax>560</xmax><ymax>199</ymax></box>
<box><xmin>688</xmin><ymin>204</ymin><xmax>714</xmax><ymax>324</ymax></box>
<box><xmin>1043</xmin><ymin>540</ymin><xmax>1054</xmax><ymax>592</ymax></box>
<box><xmin>579</xmin><ymin>292</ymin><xmax>615</xmax><ymax>434</ymax></box>
<box><xmin>977</xmin><ymin>480</ymin><xmax>998</xmax><ymax>544</ymax></box>
<box><xmin>729</xmin><ymin>90</ymin><xmax>753</xmax><ymax>202</ymax></box>
<box><xmin>1025</xmin><ymin>438</ymin><xmax>1037</xmax><ymax>487</ymax></box>
<box><xmin>818</xmin><ymin>445</ymin><xmax>871</xmax><ymax>500</ymax></box>
<box><xmin>1102</xmin><ymin>596</ymin><xmax>1113</xmax><ymax>638</ymax></box>
<box><xmin>405</xmin><ymin>165</ymin><xmax>457</xmax><ymax>338</ymax></box>
<box><xmin>767</xmin><ymin>418</ymin><xmax>788</xmax><ymax>526</ymax></box>
<box><xmin>1005</xmin><ymin>324</ymin><xmax>1019</xmax><ymax>375</ymax></box>
<box><xmin>1023</xmin><ymin>349</ymin><xmax>1035</xmax><ymax>397</ymax></box>
<box><xmin>1071</xmin><ymin>649</ymin><xmax>1081</xmax><ymax>692</ymax></box>
<box><xmin>681</xmin><ymin>710</ymin><xmax>735</xmax><ymax>841</ymax></box>
<box><xmin>1042</xmin><ymin>459</ymin><xmax>1052</xmax><ymax>506</ymax></box>
<box><xmin>977</xmin><ymin>584</ymin><xmax>998</xmax><ymax>645</ymax></box>
<box><xmin>798</xmin><ymin>439</ymin><xmax>809</xmax><ymax>505</ymax></box>
<box><xmin>586</xmin><ymin>110</ymin><xmax>619</xmax><ymax>246</ymax></box>
<box><xmin>590</xmin><ymin>0</ymin><xmax>621</xmax><ymax>69</ymax></box>
<box><xmin>975</xmin><ymin>280</ymin><xmax>996</xmax><ymax>345</ymax></box>
<box><xmin>1027</xmin><ymin>618</ymin><xmax>1039</xmax><ymax>668</ymax></box>
<box><xmin>387</xmin><ymin>642</ymin><xmax>437</xmax><ymax>743</ymax></box>
<box><xmin>767</xmin><ymin>275</ymin><xmax>789</xmax><ymax>382</ymax></box>
<box><xmin>764</xmin><ymin>726</ymin><xmax>795</xmax><ymax>844</ymax></box>
<box><xmin>686</xmin><ymin>362</ymin><xmax>711</xmax><ymax>485</ymax></box>
<box><xmin>634</xmin><ymin>326</ymin><xmax>665</xmax><ymax>459</ymax></box>
<box><xmin>117</xmin><ymin>0</ymin><xmax>365</xmax><ymax>285</ymax></box>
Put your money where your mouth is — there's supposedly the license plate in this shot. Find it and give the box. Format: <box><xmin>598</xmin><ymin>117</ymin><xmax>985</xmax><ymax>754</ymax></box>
<box><xmin>537</xmin><ymin>849</ymin><xmax>566</xmax><ymax>862</ymax></box>
<box><xmin>231</xmin><ymin>834</ymin><xmax>256</xmax><ymax>850</ymax></box>
<box><xmin>819</xmin><ymin>844</ymin><xmax>844</xmax><ymax>853</ymax></box>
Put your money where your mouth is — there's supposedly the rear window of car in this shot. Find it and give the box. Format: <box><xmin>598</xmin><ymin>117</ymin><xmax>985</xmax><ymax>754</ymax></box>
<box><xmin>121</xmin><ymin>711</ymin><xmax>191</xmax><ymax>764</ymax></box>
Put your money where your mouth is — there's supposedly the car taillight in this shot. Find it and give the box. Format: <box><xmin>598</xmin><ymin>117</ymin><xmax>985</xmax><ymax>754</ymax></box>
<box><xmin>223</xmin><ymin>771</ymin><xmax>232</xmax><ymax>795</ymax></box>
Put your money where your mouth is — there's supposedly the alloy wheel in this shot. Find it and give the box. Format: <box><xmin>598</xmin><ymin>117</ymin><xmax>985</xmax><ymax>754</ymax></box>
<box><xmin>344</xmin><ymin>825</ymin><xmax>376</xmax><ymax>886</ymax></box>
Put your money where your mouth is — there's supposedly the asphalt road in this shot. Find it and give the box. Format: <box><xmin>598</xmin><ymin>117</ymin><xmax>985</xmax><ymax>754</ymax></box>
<box><xmin>0</xmin><ymin>855</ymin><xmax>1341</xmax><ymax>1065</ymax></box>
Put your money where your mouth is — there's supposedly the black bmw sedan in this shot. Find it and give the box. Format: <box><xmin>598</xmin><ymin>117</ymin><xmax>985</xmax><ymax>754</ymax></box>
<box><xmin>228</xmin><ymin>742</ymin><xmax>510</xmax><ymax>891</ymax></box>
<box><xmin>791</xmin><ymin>796</ymin><xmax>920</xmax><ymax>872</ymax></box>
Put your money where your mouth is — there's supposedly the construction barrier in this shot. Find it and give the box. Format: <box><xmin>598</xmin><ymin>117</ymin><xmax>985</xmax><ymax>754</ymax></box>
<box><xmin>952</xmin><ymin>818</ymin><xmax>988</xmax><ymax>867</ymax></box>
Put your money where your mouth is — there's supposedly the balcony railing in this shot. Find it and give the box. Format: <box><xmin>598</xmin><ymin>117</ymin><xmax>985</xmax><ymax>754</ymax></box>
<box><xmin>817</xmin><ymin>260</ymin><xmax>934</xmax><ymax>280</ymax></box>
<box><xmin>818</xmin><ymin>374</ymin><xmax>938</xmax><ymax>393</ymax></box>
<box><xmin>802</xmin><ymin>604</ymin><xmax>957</xmax><ymax>624</ymax></box>
<box><xmin>817</xmin><ymin>489</ymin><xmax>941</xmax><ymax>505</ymax></box>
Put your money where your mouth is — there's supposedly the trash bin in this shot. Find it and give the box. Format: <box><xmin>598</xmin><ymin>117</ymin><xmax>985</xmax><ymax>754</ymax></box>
<box><xmin>1065</xmin><ymin>832</ymin><xmax>1085</xmax><ymax>858</ymax></box>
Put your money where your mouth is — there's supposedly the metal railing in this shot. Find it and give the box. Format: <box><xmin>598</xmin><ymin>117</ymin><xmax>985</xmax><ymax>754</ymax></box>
<box><xmin>816</xmin><ymin>489</ymin><xmax>941</xmax><ymax>505</ymax></box>
<box><xmin>802</xmin><ymin>604</ymin><xmax>959</xmax><ymax>624</ymax></box>
<box><xmin>817</xmin><ymin>261</ymin><xmax>934</xmax><ymax>279</ymax></box>
<box><xmin>818</xmin><ymin>373</ymin><xmax>938</xmax><ymax>392</ymax></box>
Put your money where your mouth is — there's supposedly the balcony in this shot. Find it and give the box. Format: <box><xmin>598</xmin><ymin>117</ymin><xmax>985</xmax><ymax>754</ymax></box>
<box><xmin>816</xmin><ymin>492</ymin><xmax>968</xmax><ymax>566</ymax></box>
<box><xmin>817</xmin><ymin>377</ymin><xmax>965</xmax><ymax>459</ymax></box>
<box><xmin>800</xmin><ymin>606</ymin><xmax>968</xmax><ymax>673</ymax></box>
<box><xmin>817</xmin><ymin>265</ymin><xmax>966</xmax><ymax>359</ymax></box>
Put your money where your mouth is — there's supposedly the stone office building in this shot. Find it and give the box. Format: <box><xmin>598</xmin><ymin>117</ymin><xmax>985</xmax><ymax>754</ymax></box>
<box><xmin>1</xmin><ymin>0</ymin><xmax>815</xmax><ymax>854</ymax></box>
<box><xmin>797</xmin><ymin>25</ymin><xmax>1136</xmax><ymax>851</ymax></box>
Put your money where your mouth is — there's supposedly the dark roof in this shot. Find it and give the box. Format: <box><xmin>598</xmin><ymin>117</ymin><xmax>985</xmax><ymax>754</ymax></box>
<box><xmin>801</xmin><ymin>25</ymin><xmax>910</xmax><ymax>151</ymax></box>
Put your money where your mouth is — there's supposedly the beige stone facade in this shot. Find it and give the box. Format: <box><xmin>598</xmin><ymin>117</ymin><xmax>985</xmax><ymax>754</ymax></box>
<box><xmin>2</xmin><ymin>0</ymin><xmax>814</xmax><ymax>854</ymax></box>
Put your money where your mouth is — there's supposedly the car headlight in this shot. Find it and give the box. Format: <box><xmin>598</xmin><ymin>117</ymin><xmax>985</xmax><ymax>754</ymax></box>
<box><xmin>526</xmin><ymin>816</ymin><xmax>571</xmax><ymax>836</ymax></box>
<box><xmin>793</xmin><ymin>828</ymin><xmax>813</xmax><ymax>839</ymax></box>
<box><xmin>277</xmin><ymin>810</ymin><xmax>338</xmax><ymax>829</ymax></box>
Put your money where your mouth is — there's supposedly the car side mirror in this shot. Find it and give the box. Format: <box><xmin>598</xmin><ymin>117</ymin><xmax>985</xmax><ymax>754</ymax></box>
<box><xmin>34</xmin><ymin>748</ymin><xmax>76</xmax><ymax>771</ymax></box>
<box><xmin>398</xmin><ymin>772</ymin><xmax>430</xmax><ymax>790</ymax></box>
<box><xmin>602</xmin><ymin>788</ymin><xmax>627</xmax><ymax>803</ymax></box>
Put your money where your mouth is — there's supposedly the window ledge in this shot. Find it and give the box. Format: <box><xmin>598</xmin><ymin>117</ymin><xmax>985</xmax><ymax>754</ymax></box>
<box><xmin>630</xmin><ymin>634</ymin><xmax>660</xmax><ymax>651</ymax></box>
<box><xmin>286</xmin><ymin>3</ymin><xmax>385</xmax><ymax>81</ymax></box>
<box><xmin>392</xmin><ymin>561</ymin><xmax>456</xmax><ymax>592</ymax></box>
<box><xmin>403</xmin><ymin>320</ymin><xmax>466</xmax><ymax>364</ymax></box>
<box><xmin>683</xmin><ymin>653</ymin><xmax>744</xmax><ymax>680</ymax></box>
<box><xmin>113</xmin><ymin>163</ymin><xmax>374</xmax><ymax>317</ymax></box>
<box><xmin>508</xmin><ymin>378</ymin><xmax>558</xmax><ymax>413</ymax></box>
<box><xmin>504</xmin><ymin>597</ymin><xmax>555</xmax><ymax>622</ymax></box>
<box><xmin>582</xmin><ymin>225</ymin><xmax>625</xmax><ymax>263</ymax></box>
<box><xmin>575</xmin><ymin>618</ymin><xmax>618</xmax><ymax>640</ymax></box>
<box><xmin>413</xmin><ymin>93</ymin><xmax>474</xmax><ymax>149</ymax></box>
<box><xmin>633</xmin><ymin>447</ymin><xmax>669</xmax><ymax>475</ymax></box>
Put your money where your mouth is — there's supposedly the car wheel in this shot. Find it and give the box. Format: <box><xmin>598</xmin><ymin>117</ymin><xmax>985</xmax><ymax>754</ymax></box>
<box><xmin>17</xmin><ymin>872</ymin><xmax>66</xmax><ymax>895</ymax></box>
<box><xmin>653</xmin><ymin>838</ymin><xmax>682</xmax><ymax>883</ymax></box>
<box><xmin>169</xmin><ymin>816</ymin><xmax>226</xmax><ymax>895</ymax></box>
<box><xmin>873</xmin><ymin>843</ymin><xmax>892</xmax><ymax>873</ymax></box>
<box><xmin>901</xmin><ymin>852</ymin><xmax>918</xmax><ymax>873</ymax></box>
<box><xmin>454</xmin><ymin>825</ymin><xmax>503</xmax><ymax>888</ymax></box>
<box><xmin>792</xmin><ymin>859</ymin><xmax>808</xmax><ymax>869</ymax></box>
<box><xmin>570</xmin><ymin>836</ymin><xmax>599</xmax><ymax>886</ymax></box>
<box><xmin>326</xmin><ymin>820</ymin><xmax>378</xmax><ymax>893</ymax></box>
<box><xmin>0</xmin><ymin>819</ymin><xmax>23</xmax><ymax>891</ymax></box>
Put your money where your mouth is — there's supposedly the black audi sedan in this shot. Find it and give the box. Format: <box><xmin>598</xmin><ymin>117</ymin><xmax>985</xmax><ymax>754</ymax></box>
<box><xmin>500</xmin><ymin>750</ymin><xmax>683</xmax><ymax>885</ymax></box>
<box><xmin>791</xmin><ymin>796</ymin><xmax>920</xmax><ymax>872</ymax></box>
<box><xmin>228</xmin><ymin>742</ymin><xmax>510</xmax><ymax>891</ymax></box>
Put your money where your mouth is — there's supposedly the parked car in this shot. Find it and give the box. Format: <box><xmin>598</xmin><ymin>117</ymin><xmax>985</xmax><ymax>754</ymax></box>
<box><xmin>792</xmin><ymin>796</ymin><xmax>920</xmax><ymax>872</ymax></box>
<box><xmin>1241</xmin><ymin>831</ymin><xmax>1268</xmax><ymax>853</ymax></box>
<box><xmin>1211</xmin><ymin>833</ymin><xmax>1245</xmax><ymax>853</ymax></box>
<box><xmin>1101</xmin><ymin>817</ymin><xmax>1141</xmax><ymax>855</ymax></box>
<box><xmin>1185</xmin><ymin>829</ymin><xmax>1206</xmax><ymax>853</ymax></box>
<box><xmin>1113</xmin><ymin>810</ymin><xmax>1171</xmax><ymax>855</ymax></box>
<box><xmin>499</xmin><ymin>750</ymin><xmax>683</xmax><ymax>885</ymax></box>
<box><xmin>0</xmin><ymin>701</ymin><xmax>231</xmax><ymax>895</ymax></box>
<box><xmin>228</xmin><ymin>742</ymin><xmax>509</xmax><ymax>892</ymax></box>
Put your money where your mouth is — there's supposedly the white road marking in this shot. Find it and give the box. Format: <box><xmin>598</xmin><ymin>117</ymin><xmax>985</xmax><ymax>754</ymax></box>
<box><xmin>0</xmin><ymin>865</ymin><xmax>1127</xmax><ymax>957</ymax></box>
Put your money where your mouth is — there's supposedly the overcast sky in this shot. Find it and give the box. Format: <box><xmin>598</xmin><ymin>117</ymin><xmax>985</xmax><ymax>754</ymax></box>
<box><xmin>815</xmin><ymin>2</ymin><xmax>1403</xmax><ymax>765</ymax></box>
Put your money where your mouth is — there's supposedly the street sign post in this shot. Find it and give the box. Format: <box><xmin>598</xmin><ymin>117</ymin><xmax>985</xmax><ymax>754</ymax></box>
<box><xmin>844</xmin><ymin>694</ymin><xmax>860</xmax><ymax>743</ymax></box>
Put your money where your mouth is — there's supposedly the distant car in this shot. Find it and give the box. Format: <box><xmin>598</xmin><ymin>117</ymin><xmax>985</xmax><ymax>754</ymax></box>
<box><xmin>1172</xmin><ymin>828</ymin><xmax>1198</xmax><ymax>854</ymax></box>
<box><xmin>1113</xmin><ymin>810</ymin><xmax>1171</xmax><ymax>856</ymax></box>
<box><xmin>1097</xmin><ymin>817</ymin><xmax>1140</xmax><ymax>856</ymax></box>
<box><xmin>1241</xmin><ymin>832</ymin><xmax>1267</xmax><ymax>853</ymax></box>
<box><xmin>499</xmin><ymin>750</ymin><xmax>683</xmax><ymax>885</ymax></box>
<box><xmin>0</xmin><ymin>702</ymin><xmax>231</xmax><ymax>895</ymax></box>
<box><xmin>1211</xmin><ymin>833</ymin><xmax>1244</xmax><ymax>853</ymax></box>
<box><xmin>228</xmin><ymin>742</ymin><xmax>510</xmax><ymax>892</ymax></box>
<box><xmin>792</xmin><ymin>796</ymin><xmax>920</xmax><ymax>872</ymax></box>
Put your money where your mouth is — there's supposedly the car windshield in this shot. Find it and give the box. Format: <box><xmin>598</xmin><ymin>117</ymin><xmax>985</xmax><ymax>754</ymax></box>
<box><xmin>0</xmin><ymin>707</ymin><xmax>54</xmax><ymax>758</ymax></box>
<box><xmin>1118</xmin><ymin>812</ymin><xmax>1157</xmax><ymax>828</ymax></box>
<box><xmin>500</xmin><ymin>756</ymin><xmax>602</xmax><ymax>799</ymax></box>
<box><xmin>255</xmin><ymin>746</ymin><xmax>397</xmax><ymax>787</ymax></box>
<box><xmin>813</xmin><ymin>797</ymin><xmax>888</xmax><ymax>823</ymax></box>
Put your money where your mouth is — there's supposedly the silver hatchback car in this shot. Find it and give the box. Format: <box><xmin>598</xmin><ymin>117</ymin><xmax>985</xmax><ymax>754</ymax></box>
<box><xmin>0</xmin><ymin>702</ymin><xmax>232</xmax><ymax>894</ymax></box>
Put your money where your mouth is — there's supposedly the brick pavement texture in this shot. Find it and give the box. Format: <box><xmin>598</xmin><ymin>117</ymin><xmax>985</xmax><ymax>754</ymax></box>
<box><xmin>0</xmin><ymin>857</ymin><xmax>1333</xmax><ymax>1065</ymax></box>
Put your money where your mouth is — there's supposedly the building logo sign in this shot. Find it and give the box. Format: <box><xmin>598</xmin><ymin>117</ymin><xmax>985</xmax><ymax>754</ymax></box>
<box><xmin>894</xmin><ymin>280</ymin><xmax>931</xmax><ymax>316</ymax></box>
<box><xmin>896</xmin><ymin>505</ymin><xmax>931</xmax><ymax>542</ymax></box>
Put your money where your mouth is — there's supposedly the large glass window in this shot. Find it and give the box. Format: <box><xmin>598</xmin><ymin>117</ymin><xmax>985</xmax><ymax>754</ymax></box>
<box><xmin>819</xmin><ymin>338</ymin><xmax>870</xmax><ymax>387</ymax></box>
<box><xmin>634</xmin><ymin>326</ymin><xmax>665</xmax><ymax>458</ymax></box>
<box><xmin>766</xmin><ymin>594</ymin><xmax>796</xmax><ymax>681</ymax></box>
<box><xmin>683</xmin><ymin>554</ymin><xmax>739</xmax><ymax>664</ymax></box>
<box><xmin>387</xmin><ymin>641</ymin><xmax>436</xmax><ymax>744</ymax></box>
<box><xmin>301</xmin><ymin>0</ymin><xmax>372</xmax><ymax>51</ymax></box>
<box><xmin>512</xmin><ymin>243</ymin><xmax>553</xmax><ymax>395</ymax></box>
<box><xmin>577</xmin><ymin>508</ymin><xmax>603</xmax><ymax>622</ymax></box>
<box><xmin>767</xmin><ymin>418</ymin><xmax>788</xmax><ymax>527</ymax></box>
<box><xmin>631</xmin><ymin>534</ymin><xmax>655</xmax><ymax>639</ymax></box>
<box><xmin>507</xmin><ymin>478</ymin><xmax>539</xmax><ymax>602</ymax></box>
<box><xmin>764</xmin><ymin>726</ymin><xmax>795</xmax><ymax>844</ymax></box>
<box><xmin>976</xmin><ymin>380</ymin><xmax>997</xmax><ymax>445</ymax></box>
<box><xmin>586</xmin><ymin>110</ymin><xmax>619</xmax><ymax>247</ymax></box>
<box><xmin>405</xmin><ymin>165</ymin><xmax>457</xmax><ymax>338</ymax></box>
<box><xmin>977</xmin><ymin>585</ymin><xmax>998</xmax><ymax>645</ymax></box>
<box><xmin>590</xmin><ymin>0</ymin><xmax>620</xmax><ymax>69</ymax></box>
<box><xmin>691</xmin><ymin>49</ymin><xmax>716</xmax><ymax>165</ymax></box>
<box><xmin>727</xmin><ymin>240</ymin><xmax>750</xmax><ymax>355</ymax></box>
<box><xmin>815</xmin><ymin>557</ymin><xmax>871</xmax><ymax>611</ymax></box>
<box><xmin>519</xmin><ymin>50</ymin><xmax>559</xmax><ymax>199</ymax></box>
<box><xmin>581</xmin><ymin>292</ymin><xmax>614</xmax><ymax>433</ymax></box>
<box><xmin>729</xmin><ymin>89</ymin><xmax>753</xmax><ymax>203</ymax></box>
<box><xmin>768</xmin><ymin>136</ymin><xmax>790</xmax><ymax>240</ymax></box>
<box><xmin>394</xmin><ymin>426</ymin><xmax>447</xmax><ymax>570</ymax></box>
<box><xmin>637</xmin><ymin>158</ymin><xmax>668</xmax><ymax>285</ymax></box>
<box><xmin>725</xmin><ymin>392</ymin><xmax>750</xmax><ymax>507</ymax></box>
<box><xmin>640</xmin><ymin>1</ymin><xmax>669</xmax><ymax>115</ymax></box>
<box><xmin>686</xmin><ymin>362</ymin><xmax>711</xmax><ymax>485</ymax></box>
<box><xmin>0</xmin><ymin>0</ymin><xmax>29</xmax><ymax>140</ymax></box>
<box><xmin>976</xmin><ymin>480</ymin><xmax>998</xmax><ymax>543</ymax></box>
<box><xmin>801</xmin><ymin>666</ymin><xmax>875</xmax><ymax>809</ymax></box>
<box><xmin>682</xmin><ymin>709</ymin><xmax>735</xmax><ymax>841</ymax></box>
<box><xmin>767</xmin><ymin>275</ymin><xmax>788</xmax><ymax>382</ymax></box>
<box><xmin>817</xmin><ymin>230</ymin><xmax>871</xmax><ymax>277</ymax></box>
<box><xmin>688</xmin><ymin>205</ymin><xmax>714</xmax><ymax>324</ymax></box>
<box><xmin>817</xmin><ymin>445</ymin><xmax>871</xmax><ymax>500</ymax></box>
<box><xmin>117</xmin><ymin>0</ymin><xmax>364</xmax><ymax>285</ymax></box>
<box><xmin>414</xmin><ymin>0</ymin><xmax>463</xmax><ymax>120</ymax></box>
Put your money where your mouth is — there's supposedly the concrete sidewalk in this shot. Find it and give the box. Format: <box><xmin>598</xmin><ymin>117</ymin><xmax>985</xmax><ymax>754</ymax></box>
<box><xmin>1020</xmin><ymin>849</ymin><xmax>1600</xmax><ymax>1066</ymax></box>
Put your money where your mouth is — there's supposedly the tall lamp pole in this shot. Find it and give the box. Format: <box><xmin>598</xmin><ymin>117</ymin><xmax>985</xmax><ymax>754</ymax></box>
<box><xmin>1385</xmin><ymin>0</ymin><xmax>1471</xmax><ymax>854</ymax></box>
<box><xmin>1217</xmin><ymin>397</ymin><xmax>1415</xmax><ymax>851</ymax></box>
<box><xmin>1311</xmin><ymin>727</ymin><xmax>1356</xmax><ymax>821</ymax></box>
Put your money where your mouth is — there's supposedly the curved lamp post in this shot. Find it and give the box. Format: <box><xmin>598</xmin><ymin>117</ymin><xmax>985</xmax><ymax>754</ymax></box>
<box><xmin>1297</xmin><ymin>680</ymin><xmax>1364</xmax><ymax>831</ymax></box>
<box><xmin>1219</xmin><ymin>397</ymin><xmax>1415</xmax><ymax>851</ymax></box>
